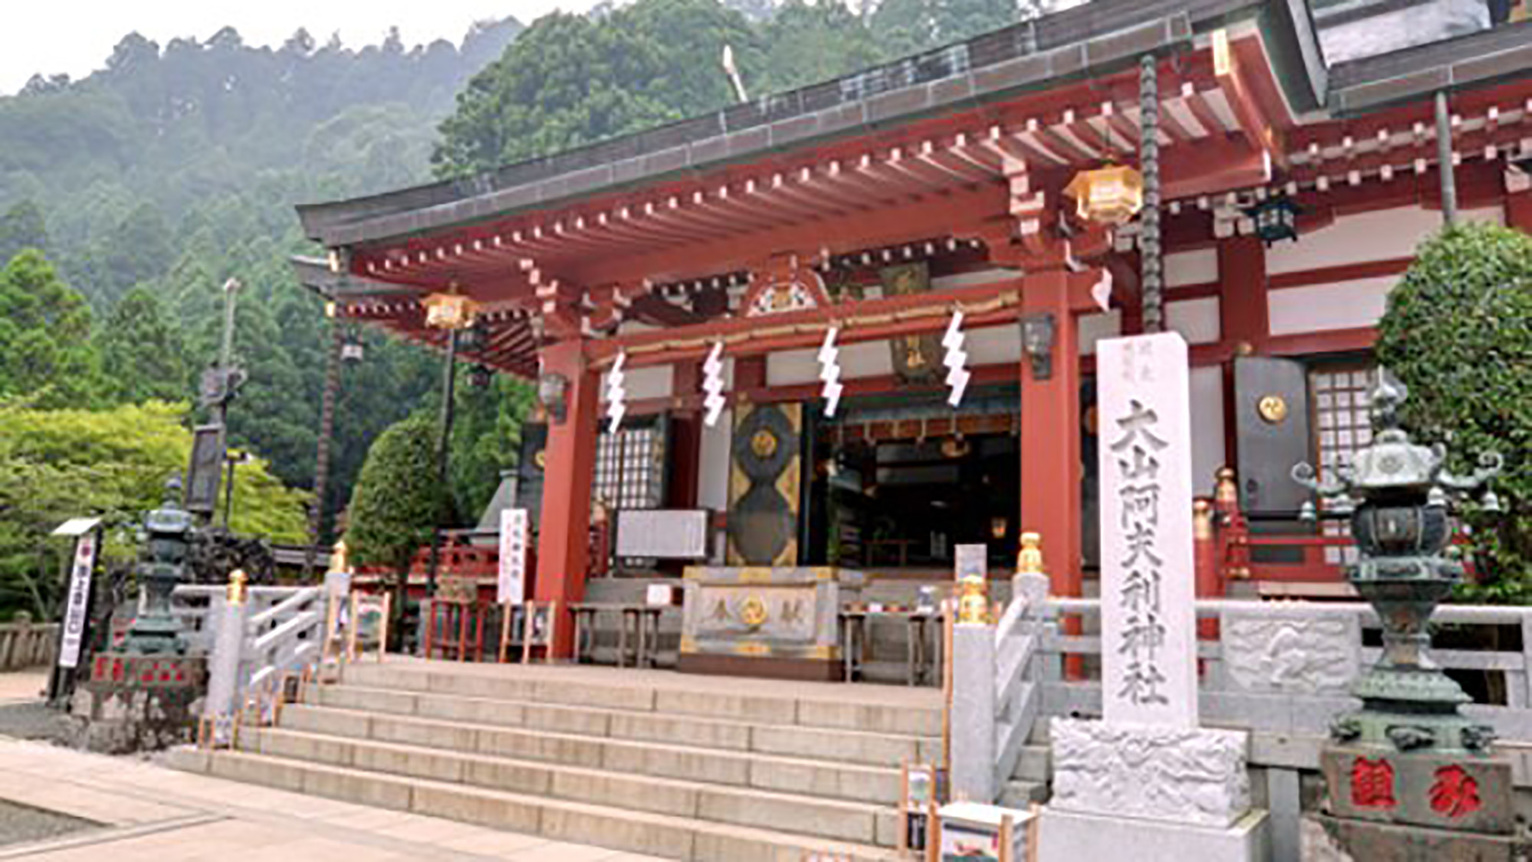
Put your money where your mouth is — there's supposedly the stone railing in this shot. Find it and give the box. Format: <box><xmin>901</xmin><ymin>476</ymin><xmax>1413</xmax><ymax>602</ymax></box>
<box><xmin>181</xmin><ymin>585</ymin><xmax>328</xmax><ymax>729</ymax></box>
<box><xmin>954</xmin><ymin>594</ymin><xmax>1532</xmax><ymax>803</ymax></box>
<box><xmin>0</xmin><ymin>621</ymin><xmax>58</xmax><ymax>670</ymax></box>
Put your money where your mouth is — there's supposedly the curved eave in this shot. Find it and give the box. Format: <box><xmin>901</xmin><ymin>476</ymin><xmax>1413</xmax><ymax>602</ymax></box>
<box><xmin>296</xmin><ymin>0</ymin><xmax>1315</xmax><ymax>251</ymax></box>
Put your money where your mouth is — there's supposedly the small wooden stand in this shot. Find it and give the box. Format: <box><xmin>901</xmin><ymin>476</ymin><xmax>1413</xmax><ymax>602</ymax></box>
<box><xmin>347</xmin><ymin>592</ymin><xmax>391</xmax><ymax>662</ymax></box>
<box><xmin>497</xmin><ymin>601</ymin><xmax>560</xmax><ymax>663</ymax></box>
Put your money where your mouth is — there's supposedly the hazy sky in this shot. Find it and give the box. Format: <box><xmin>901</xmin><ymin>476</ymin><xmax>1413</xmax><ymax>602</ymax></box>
<box><xmin>2</xmin><ymin>0</ymin><xmax>597</xmax><ymax>96</ymax></box>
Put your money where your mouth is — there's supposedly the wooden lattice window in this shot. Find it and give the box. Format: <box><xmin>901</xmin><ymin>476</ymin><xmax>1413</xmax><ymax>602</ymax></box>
<box><xmin>592</xmin><ymin>419</ymin><xmax>667</xmax><ymax>512</ymax></box>
<box><xmin>1309</xmin><ymin>363</ymin><xmax>1377</xmax><ymax>565</ymax></box>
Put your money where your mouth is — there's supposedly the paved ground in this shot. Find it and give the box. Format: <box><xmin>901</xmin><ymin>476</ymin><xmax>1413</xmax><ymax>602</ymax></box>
<box><xmin>0</xmin><ymin>671</ymin><xmax>667</xmax><ymax>861</ymax></box>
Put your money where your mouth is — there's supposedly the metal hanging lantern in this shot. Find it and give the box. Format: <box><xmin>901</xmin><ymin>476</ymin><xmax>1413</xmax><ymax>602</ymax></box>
<box><xmin>422</xmin><ymin>286</ymin><xmax>479</xmax><ymax>331</ymax></box>
<box><xmin>1064</xmin><ymin>163</ymin><xmax>1145</xmax><ymax>226</ymax></box>
<box><xmin>1245</xmin><ymin>195</ymin><xmax>1302</xmax><ymax>247</ymax></box>
<box><xmin>340</xmin><ymin>327</ymin><xmax>364</xmax><ymax>364</ymax></box>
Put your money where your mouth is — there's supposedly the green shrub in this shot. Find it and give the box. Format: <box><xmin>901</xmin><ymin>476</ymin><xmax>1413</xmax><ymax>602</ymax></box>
<box><xmin>1376</xmin><ymin>222</ymin><xmax>1532</xmax><ymax>601</ymax></box>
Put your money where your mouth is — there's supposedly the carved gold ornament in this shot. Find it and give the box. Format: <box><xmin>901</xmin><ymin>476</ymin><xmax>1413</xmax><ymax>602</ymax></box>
<box><xmin>534</xmin><ymin>449</ymin><xmax>547</xmax><ymax>469</ymax></box>
<box><xmin>739</xmin><ymin>595</ymin><xmax>769</xmax><ymax>628</ymax></box>
<box><xmin>1257</xmin><ymin>394</ymin><xmax>1289</xmax><ymax>424</ymax></box>
<box><xmin>751</xmin><ymin>428</ymin><xmax>779</xmax><ymax>459</ymax></box>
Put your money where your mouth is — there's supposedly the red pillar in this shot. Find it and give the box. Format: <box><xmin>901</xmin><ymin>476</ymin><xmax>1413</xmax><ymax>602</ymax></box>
<box><xmin>1216</xmin><ymin>234</ymin><xmax>1268</xmax><ymax>484</ymax></box>
<box><xmin>534</xmin><ymin>339</ymin><xmax>599</xmax><ymax>658</ymax></box>
<box><xmin>1019</xmin><ymin>269</ymin><xmax>1082</xmax><ymax>599</ymax></box>
<box><xmin>1507</xmin><ymin>189</ymin><xmax>1532</xmax><ymax>234</ymax></box>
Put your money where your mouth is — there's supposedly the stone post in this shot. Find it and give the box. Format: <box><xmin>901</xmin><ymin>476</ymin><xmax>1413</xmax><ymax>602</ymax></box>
<box><xmin>203</xmin><ymin>569</ymin><xmax>249</xmax><ymax>744</ymax></box>
<box><xmin>952</xmin><ymin>622</ymin><xmax>997</xmax><ymax>803</ymax></box>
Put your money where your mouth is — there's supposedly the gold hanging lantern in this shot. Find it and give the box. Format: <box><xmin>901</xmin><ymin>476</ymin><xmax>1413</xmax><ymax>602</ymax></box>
<box><xmin>1064</xmin><ymin>162</ymin><xmax>1145</xmax><ymax>226</ymax></box>
<box><xmin>422</xmin><ymin>285</ymin><xmax>480</xmax><ymax>330</ymax></box>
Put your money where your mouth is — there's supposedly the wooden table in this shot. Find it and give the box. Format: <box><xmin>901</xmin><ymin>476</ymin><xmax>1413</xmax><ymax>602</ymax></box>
<box><xmin>571</xmin><ymin>603</ymin><xmax>664</xmax><ymax>668</ymax></box>
<box><xmin>838</xmin><ymin>609</ymin><xmax>944</xmax><ymax>686</ymax></box>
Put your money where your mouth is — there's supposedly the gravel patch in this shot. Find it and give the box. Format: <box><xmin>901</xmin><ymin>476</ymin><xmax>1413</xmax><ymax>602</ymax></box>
<box><xmin>0</xmin><ymin>799</ymin><xmax>98</xmax><ymax>847</ymax></box>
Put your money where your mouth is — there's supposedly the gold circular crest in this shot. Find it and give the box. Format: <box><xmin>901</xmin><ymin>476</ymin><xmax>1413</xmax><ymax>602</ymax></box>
<box><xmin>750</xmin><ymin>428</ymin><xmax>779</xmax><ymax>459</ymax></box>
<box><xmin>739</xmin><ymin>595</ymin><xmax>769</xmax><ymax>628</ymax></box>
<box><xmin>1257</xmin><ymin>395</ymin><xmax>1289</xmax><ymax>424</ymax></box>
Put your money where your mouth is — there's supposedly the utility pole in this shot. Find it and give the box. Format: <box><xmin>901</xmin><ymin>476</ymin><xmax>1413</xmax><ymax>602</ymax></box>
<box><xmin>1436</xmin><ymin>90</ymin><xmax>1458</xmax><ymax>227</ymax></box>
<box><xmin>215</xmin><ymin>278</ymin><xmax>241</xmax><ymax>527</ymax></box>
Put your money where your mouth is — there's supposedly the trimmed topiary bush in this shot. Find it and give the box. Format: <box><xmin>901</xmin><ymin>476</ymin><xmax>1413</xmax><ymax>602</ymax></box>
<box><xmin>1376</xmin><ymin>222</ymin><xmax>1532</xmax><ymax>601</ymax></box>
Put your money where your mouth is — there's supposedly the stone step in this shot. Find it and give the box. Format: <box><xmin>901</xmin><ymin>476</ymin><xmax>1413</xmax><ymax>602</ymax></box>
<box><xmin>1009</xmin><ymin>743</ymin><xmax>1051</xmax><ymax>782</ymax></box>
<box><xmin>244</xmin><ymin>727</ymin><xmax>899</xmax><ymax>844</ymax></box>
<box><xmin>167</xmin><ymin>746</ymin><xmax>897</xmax><ymax>862</ymax></box>
<box><xmin>337</xmin><ymin>662</ymin><xmax>944</xmax><ymax>737</ymax></box>
<box><xmin>997</xmin><ymin>779</ymin><xmax>1048</xmax><ymax>809</ymax></box>
<box><xmin>306</xmin><ymin>683</ymin><xmax>943</xmax><ymax>768</ymax></box>
<box><xmin>280</xmin><ymin>704</ymin><xmax>904</xmax><ymax>806</ymax></box>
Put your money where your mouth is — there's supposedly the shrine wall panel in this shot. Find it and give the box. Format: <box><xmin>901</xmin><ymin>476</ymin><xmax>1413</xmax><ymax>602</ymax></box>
<box><xmin>1079</xmin><ymin>310</ymin><xmax>1123</xmax><ymax>356</ymax></box>
<box><xmin>1266</xmin><ymin>204</ymin><xmax>1503</xmax><ymax>276</ymax></box>
<box><xmin>1268</xmin><ymin>277</ymin><xmax>1394</xmax><ymax>336</ymax></box>
<box><xmin>932</xmin><ymin>267</ymin><xmax>1013</xmax><ymax>291</ymax></box>
<box><xmin>1166</xmin><ymin>248</ymin><xmax>1219</xmax><ymax>288</ymax></box>
<box><xmin>1190</xmin><ymin>365</ymin><xmax>1227</xmax><ymax>494</ymax></box>
<box><xmin>963</xmin><ymin>324</ymin><xmax>1022</xmax><ymax>365</ymax></box>
<box><xmin>697</xmin><ymin>407</ymin><xmax>733</xmax><ymax>521</ymax></box>
<box><xmin>766</xmin><ymin>340</ymin><xmax>893</xmax><ymax>386</ymax></box>
<box><xmin>598</xmin><ymin>364</ymin><xmax>672</xmax><ymax>402</ymax></box>
<box><xmin>1166</xmin><ymin>296</ymin><xmax>1222</xmax><ymax>345</ymax></box>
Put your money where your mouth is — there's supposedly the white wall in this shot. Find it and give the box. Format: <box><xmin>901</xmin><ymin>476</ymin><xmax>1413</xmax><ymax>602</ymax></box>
<box><xmin>598</xmin><ymin>364</ymin><xmax>672</xmax><ymax>402</ymax></box>
<box><xmin>1189</xmin><ymin>365</ymin><xmax>1226</xmax><ymax>496</ymax></box>
<box><xmin>1266</xmin><ymin>204</ymin><xmax>1503</xmax><ymax>275</ymax></box>
<box><xmin>1166</xmin><ymin>248</ymin><xmax>1218</xmax><ymax>288</ymax></box>
<box><xmin>1166</xmin><ymin>296</ymin><xmax>1222</xmax><ymax>345</ymax></box>
<box><xmin>1268</xmin><ymin>276</ymin><xmax>1395</xmax><ymax>336</ymax></box>
<box><xmin>696</xmin><ymin>407</ymin><xmax>732</xmax><ymax>513</ymax></box>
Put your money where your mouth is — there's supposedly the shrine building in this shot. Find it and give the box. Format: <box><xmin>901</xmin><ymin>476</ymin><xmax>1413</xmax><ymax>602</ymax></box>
<box><xmin>294</xmin><ymin>0</ymin><xmax>1532</xmax><ymax>662</ymax></box>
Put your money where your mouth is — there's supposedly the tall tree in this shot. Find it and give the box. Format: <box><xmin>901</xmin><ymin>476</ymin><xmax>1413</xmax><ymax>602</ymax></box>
<box><xmin>95</xmin><ymin>286</ymin><xmax>189</xmax><ymax>404</ymax></box>
<box><xmin>0</xmin><ymin>200</ymin><xmax>49</xmax><ymax>265</ymax></box>
<box><xmin>0</xmin><ymin>250</ymin><xmax>100</xmax><ymax>407</ymax></box>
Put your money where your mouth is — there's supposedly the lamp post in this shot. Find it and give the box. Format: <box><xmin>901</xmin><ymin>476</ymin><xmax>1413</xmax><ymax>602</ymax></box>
<box><xmin>420</xmin><ymin>288</ymin><xmax>480</xmax><ymax>597</ymax></box>
<box><xmin>1292</xmin><ymin>373</ymin><xmax>1502</xmax><ymax>752</ymax></box>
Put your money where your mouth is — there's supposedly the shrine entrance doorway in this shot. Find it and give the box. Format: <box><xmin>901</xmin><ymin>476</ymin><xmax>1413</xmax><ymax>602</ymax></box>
<box><xmin>807</xmin><ymin>387</ymin><xmax>1021</xmax><ymax>576</ymax></box>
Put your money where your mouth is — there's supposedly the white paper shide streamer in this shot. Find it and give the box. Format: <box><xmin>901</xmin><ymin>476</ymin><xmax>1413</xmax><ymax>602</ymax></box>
<box><xmin>942</xmin><ymin>310</ymin><xmax>969</xmax><ymax>407</ymax></box>
<box><xmin>605</xmin><ymin>351</ymin><xmax>627</xmax><ymax>433</ymax></box>
<box><xmin>817</xmin><ymin>327</ymin><xmax>843</xmax><ymax>417</ymax></box>
<box><xmin>702</xmin><ymin>341</ymin><xmax>726</xmax><ymax>428</ymax></box>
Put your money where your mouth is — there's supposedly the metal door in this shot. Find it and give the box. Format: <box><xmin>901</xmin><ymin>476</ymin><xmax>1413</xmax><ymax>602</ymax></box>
<box><xmin>1233</xmin><ymin>356</ymin><xmax>1311</xmax><ymax>516</ymax></box>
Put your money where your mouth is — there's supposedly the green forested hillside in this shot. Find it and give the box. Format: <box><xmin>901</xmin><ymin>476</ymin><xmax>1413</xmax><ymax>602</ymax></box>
<box><xmin>0</xmin><ymin>0</ymin><xmax>1041</xmax><ymax>608</ymax></box>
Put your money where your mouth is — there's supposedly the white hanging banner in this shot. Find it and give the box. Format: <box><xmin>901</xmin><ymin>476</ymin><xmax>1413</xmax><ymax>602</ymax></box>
<box><xmin>702</xmin><ymin>341</ymin><xmax>726</xmax><ymax>428</ymax></box>
<box><xmin>57</xmin><ymin>531</ymin><xmax>98</xmax><ymax>669</ymax></box>
<box><xmin>498</xmin><ymin>508</ymin><xmax>530</xmax><ymax>606</ymax></box>
<box><xmin>605</xmin><ymin>351</ymin><xmax>627</xmax><ymax>433</ymax></box>
<box><xmin>817</xmin><ymin>327</ymin><xmax>843</xmax><ymax>417</ymax></box>
<box><xmin>942</xmin><ymin>310</ymin><xmax>970</xmax><ymax>407</ymax></box>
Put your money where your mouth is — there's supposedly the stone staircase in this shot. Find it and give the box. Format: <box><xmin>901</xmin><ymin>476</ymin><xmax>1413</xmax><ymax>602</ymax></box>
<box><xmin>167</xmin><ymin>659</ymin><xmax>947</xmax><ymax>861</ymax></box>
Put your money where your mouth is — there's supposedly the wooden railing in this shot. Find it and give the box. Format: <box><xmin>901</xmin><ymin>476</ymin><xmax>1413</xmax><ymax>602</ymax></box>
<box><xmin>0</xmin><ymin>621</ymin><xmax>57</xmax><ymax>671</ymax></box>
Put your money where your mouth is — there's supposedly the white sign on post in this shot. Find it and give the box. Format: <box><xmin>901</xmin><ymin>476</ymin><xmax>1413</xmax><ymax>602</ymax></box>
<box><xmin>1097</xmin><ymin>333</ymin><xmax>1197</xmax><ymax>728</ymax></box>
<box><xmin>58</xmin><ymin>532</ymin><xmax>97</xmax><ymax>669</ymax></box>
<box><xmin>498</xmin><ymin>508</ymin><xmax>529</xmax><ymax>605</ymax></box>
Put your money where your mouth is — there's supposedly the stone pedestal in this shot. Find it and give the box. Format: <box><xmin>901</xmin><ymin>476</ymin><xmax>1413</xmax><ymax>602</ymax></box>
<box><xmin>1050</xmin><ymin>718</ymin><xmax>1252</xmax><ymax>827</ymax></box>
<box><xmin>1039</xmin><ymin>807</ymin><xmax>1270</xmax><ymax>862</ymax></box>
<box><xmin>68</xmin><ymin>653</ymin><xmax>206</xmax><ymax>754</ymax></box>
<box><xmin>1038</xmin><ymin>718</ymin><xmax>1265</xmax><ymax>862</ymax></box>
<box><xmin>1315</xmin><ymin>744</ymin><xmax>1518</xmax><ymax>861</ymax></box>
